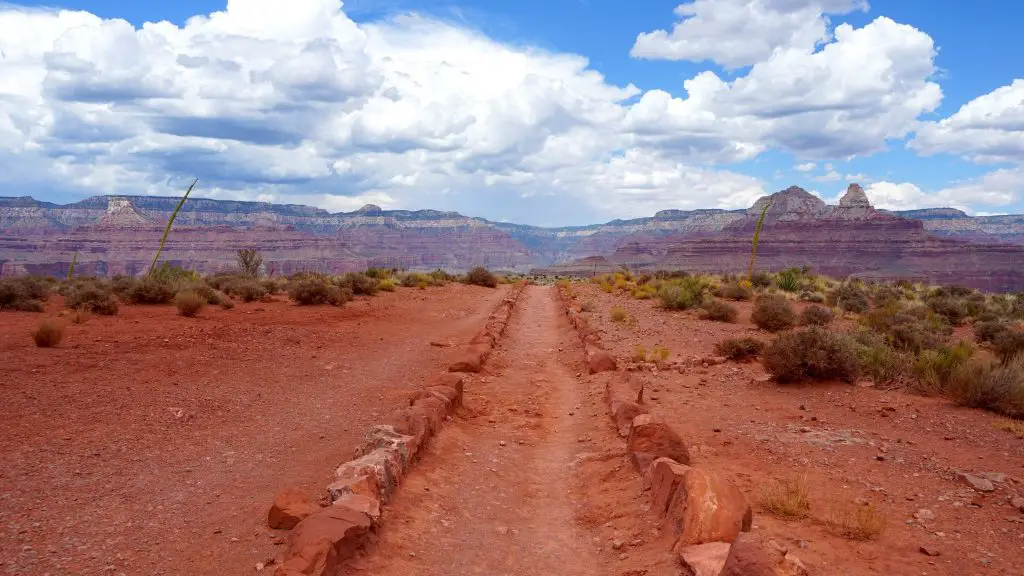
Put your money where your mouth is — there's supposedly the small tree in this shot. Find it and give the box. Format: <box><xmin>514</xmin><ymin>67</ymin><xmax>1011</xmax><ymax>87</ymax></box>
<box><xmin>236</xmin><ymin>249</ymin><xmax>263</xmax><ymax>277</ymax></box>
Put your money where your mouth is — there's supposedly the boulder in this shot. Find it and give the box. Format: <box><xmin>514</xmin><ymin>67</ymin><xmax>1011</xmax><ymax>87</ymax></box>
<box><xmin>381</xmin><ymin>407</ymin><xmax>430</xmax><ymax>452</ymax></box>
<box><xmin>448</xmin><ymin>344</ymin><xmax>489</xmax><ymax>373</ymax></box>
<box><xmin>411</xmin><ymin>395</ymin><xmax>448</xmax><ymax>436</ymax></box>
<box><xmin>428</xmin><ymin>373</ymin><xmax>465</xmax><ymax>396</ymax></box>
<box><xmin>276</xmin><ymin>506</ymin><xmax>373</xmax><ymax>576</ymax></box>
<box><xmin>586</xmin><ymin>345</ymin><xmax>617</xmax><ymax>374</ymax></box>
<box><xmin>606</xmin><ymin>372</ymin><xmax>644</xmax><ymax>404</ymax></box>
<box><xmin>959</xmin><ymin>472</ymin><xmax>995</xmax><ymax>492</ymax></box>
<box><xmin>720</xmin><ymin>534</ymin><xmax>777</xmax><ymax>576</ymax></box>
<box><xmin>611</xmin><ymin>401</ymin><xmax>648</xmax><ymax>438</ymax></box>
<box><xmin>678</xmin><ymin>542</ymin><xmax>731</xmax><ymax>576</ymax></box>
<box><xmin>627</xmin><ymin>414</ymin><xmax>691</xmax><ymax>473</ymax></box>
<box><xmin>409</xmin><ymin>385</ymin><xmax>462</xmax><ymax>412</ymax></box>
<box><xmin>667</xmin><ymin>466</ymin><xmax>753</xmax><ymax>548</ymax></box>
<box><xmin>333</xmin><ymin>493</ymin><xmax>381</xmax><ymax>525</ymax></box>
<box><xmin>328</xmin><ymin>448</ymin><xmax>402</xmax><ymax>504</ymax></box>
<box><xmin>268</xmin><ymin>487</ymin><xmax>320</xmax><ymax>530</ymax></box>
<box><xmin>649</xmin><ymin>457</ymin><xmax>691</xmax><ymax>516</ymax></box>
<box><xmin>356</xmin><ymin>425</ymin><xmax>418</xmax><ymax>471</ymax></box>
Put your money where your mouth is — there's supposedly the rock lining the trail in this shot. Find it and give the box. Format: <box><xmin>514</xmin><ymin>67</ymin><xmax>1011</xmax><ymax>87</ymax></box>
<box><xmin>268</xmin><ymin>282</ymin><xmax>527</xmax><ymax>575</ymax></box>
<box><xmin>554</xmin><ymin>283</ymin><xmax>775</xmax><ymax>576</ymax></box>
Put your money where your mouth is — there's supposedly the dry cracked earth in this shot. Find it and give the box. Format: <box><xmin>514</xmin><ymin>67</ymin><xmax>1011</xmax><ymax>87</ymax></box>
<box><xmin>2</xmin><ymin>283</ymin><xmax>1023</xmax><ymax>575</ymax></box>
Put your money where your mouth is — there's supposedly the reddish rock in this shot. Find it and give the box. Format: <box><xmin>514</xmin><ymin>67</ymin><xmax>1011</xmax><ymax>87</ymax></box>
<box><xmin>409</xmin><ymin>385</ymin><xmax>462</xmax><ymax>412</ymax></box>
<box><xmin>667</xmin><ymin>466</ymin><xmax>753</xmax><ymax>548</ymax></box>
<box><xmin>328</xmin><ymin>448</ymin><xmax>402</xmax><ymax>504</ymax></box>
<box><xmin>333</xmin><ymin>493</ymin><xmax>381</xmax><ymax>525</ymax></box>
<box><xmin>611</xmin><ymin>401</ymin><xmax>648</xmax><ymax>438</ymax></box>
<box><xmin>381</xmin><ymin>407</ymin><xmax>430</xmax><ymax>453</ymax></box>
<box><xmin>356</xmin><ymin>425</ymin><xmax>418</xmax><ymax>471</ymax></box>
<box><xmin>411</xmin><ymin>395</ymin><xmax>448</xmax><ymax>436</ymax></box>
<box><xmin>649</xmin><ymin>457</ymin><xmax>691</xmax><ymax>516</ymax></box>
<box><xmin>268</xmin><ymin>487</ymin><xmax>320</xmax><ymax>530</ymax></box>
<box><xmin>678</xmin><ymin>542</ymin><xmax>731</xmax><ymax>576</ymax></box>
<box><xmin>720</xmin><ymin>534</ymin><xmax>777</xmax><ymax>576</ymax></box>
<box><xmin>959</xmin><ymin>472</ymin><xmax>995</xmax><ymax>492</ymax></box>
<box><xmin>448</xmin><ymin>344</ymin><xmax>489</xmax><ymax>373</ymax></box>
<box><xmin>586</xmin><ymin>345</ymin><xmax>617</xmax><ymax>374</ymax></box>
<box><xmin>627</xmin><ymin>413</ymin><xmax>690</xmax><ymax>473</ymax></box>
<box><xmin>470</xmin><ymin>329</ymin><xmax>496</xmax><ymax>347</ymax></box>
<box><xmin>606</xmin><ymin>372</ymin><xmax>644</xmax><ymax>404</ymax></box>
<box><xmin>276</xmin><ymin>506</ymin><xmax>373</xmax><ymax>576</ymax></box>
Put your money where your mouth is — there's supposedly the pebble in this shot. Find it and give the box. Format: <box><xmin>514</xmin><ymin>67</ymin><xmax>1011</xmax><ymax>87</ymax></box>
<box><xmin>499</xmin><ymin>441</ymin><xmax>507</xmax><ymax>447</ymax></box>
<box><xmin>919</xmin><ymin>545</ymin><xmax>941</xmax><ymax>557</ymax></box>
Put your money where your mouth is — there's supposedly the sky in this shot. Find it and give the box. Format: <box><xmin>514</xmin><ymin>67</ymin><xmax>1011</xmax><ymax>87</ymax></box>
<box><xmin>0</xmin><ymin>0</ymin><xmax>1021</xmax><ymax>226</ymax></box>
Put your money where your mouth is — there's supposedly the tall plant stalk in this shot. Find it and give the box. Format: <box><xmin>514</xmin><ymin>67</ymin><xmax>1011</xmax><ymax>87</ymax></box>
<box><xmin>149</xmin><ymin>178</ymin><xmax>197</xmax><ymax>277</ymax></box>
<box><xmin>747</xmin><ymin>199</ymin><xmax>772</xmax><ymax>281</ymax></box>
<box><xmin>67</xmin><ymin>252</ymin><xmax>77</xmax><ymax>280</ymax></box>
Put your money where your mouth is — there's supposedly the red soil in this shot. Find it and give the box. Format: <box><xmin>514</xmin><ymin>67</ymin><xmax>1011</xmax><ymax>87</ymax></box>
<box><xmin>0</xmin><ymin>284</ymin><xmax>509</xmax><ymax>576</ymax></box>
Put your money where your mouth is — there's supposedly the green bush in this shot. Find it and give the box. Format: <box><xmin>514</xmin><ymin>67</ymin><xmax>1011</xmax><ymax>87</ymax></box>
<box><xmin>853</xmin><ymin>332</ymin><xmax>908</xmax><ymax>384</ymax></box>
<box><xmin>466</xmin><ymin>266</ymin><xmax>498</xmax><ymax>288</ymax></box>
<box><xmin>174</xmin><ymin>291</ymin><xmax>205</xmax><ymax>317</ymax></box>
<box><xmin>750</xmin><ymin>271</ymin><xmax>772</xmax><ymax>289</ymax></box>
<box><xmin>763</xmin><ymin>327</ymin><xmax>861</xmax><ymax>383</ymax></box>
<box><xmin>776</xmin><ymin>268</ymin><xmax>802</xmax><ymax>292</ymax></box>
<box><xmin>752</xmin><ymin>294</ymin><xmax>796</xmax><ymax>332</ymax></box>
<box><xmin>862</xmin><ymin>303</ymin><xmax>949</xmax><ymax>353</ymax></box>
<box><xmin>714</xmin><ymin>337</ymin><xmax>765</xmax><ymax>360</ymax></box>
<box><xmin>658</xmin><ymin>277</ymin><xmax>706</xmax><ymax>310</ymax></box>
<box><xmin>227</xmin><ymin>279</ymin><xmax>267</xmax><ymax>302</ymax></box>
<box><xmin>913</xmin><ymin>341</ymin><xmax>975</xmax><ymax>394</ymax></box>
<box><xmin>926</xmin><ymin>296</ymin><xmax>968</xmax><ymax>326</ymax></box>
<box><xmin>800</xmin><ymin>305</ymin><xmax>834</xmax><ymax>326</ymax></box>
<box><xmin>993</xmin><ymin>330</ymin><xmax>1024</xmax><ymax>363</ymax></box>
<box><xmin>701</xmin><ymin>299</ymin><xmax>738</xmax><ymax>323</ymax></box>
<box><xmin>0</xmin><ymin>277</ymin><xmax>49</xmax><ymax>312</ymax></box>
<box><xmin>288</xmin><ymin>278</ymin><xmax>350</xmax><ymax>306</ymax></box>
<box><xmin>975</xmin><ymin>320</ymin><xmax>1011</xmax><ymax>344</ymax></box>
<box><xmin>799</xmin><ymin>291</ymin><xmax>826</xmax><ymax>304</ymax></box>
<box><xmin>340</xmin><ymin>272</ymin><xmax>380</xmax><ymax>296</ymax></box>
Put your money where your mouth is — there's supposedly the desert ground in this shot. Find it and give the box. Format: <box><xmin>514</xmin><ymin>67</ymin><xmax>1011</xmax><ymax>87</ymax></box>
<box><xmin>2</xmin><ymin>280</ymin><xmax>1023</xmax><ymax>576</ymax></box>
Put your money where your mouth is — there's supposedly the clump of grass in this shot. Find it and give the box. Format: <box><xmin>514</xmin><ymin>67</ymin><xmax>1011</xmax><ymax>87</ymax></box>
<box><xmin>631</xmin><ymin>345</ymin><xmax>648</xmax><ymax>363</ymax></box>
<box><xmin>466</xmin><ymin>266</ymin><xmax>498</xmax><ymax>288</ymax></box>
<box><xmin>827</xmin><ymin>502</ymin><xmax>887</xmax><ymax>541</ymax></box>
<box><xmin>949</xmin><ymin>356</ymin><xmax>1024</xmax><ymax>419</ymax></box>
<box><xmin>759</xmin><ymin>477</ymin><xmax>810</xmax><ymax>519</ymax></box>
<box><xmin>64</xmin><ymin>281</ymin><xmax>119</xmax><ymax>316</ymax></box>
<box><xmin>800</xmin><ymin>305</ymin><xmax>834</xmax><ymax>326</ymax></box>
<box><xmin>752</xmin><ymin>294</ymin><xmax>796</xmax><ymax>332</ymax></box>
<box><xmin>288</xmin><ymin>277</ymin><xmax>350</xmax><ymax>306</ymax></box>
<box><xmin>125</xmin><ymin>277</ymin><xmax>175</xmax><ymax>304</ymax></box>
<box><xmin>339</xmin><ymin>272</ymin><xmax>380</xmax><ymax>296</ymax></box>
<box><xmin>992</xmin><ymin>330</ymin><xmax>1024</xmax><ymax>363</ymax></box>
<box><xmin>69</xmin><ymin>309</ymin><xmax>91</xmax><ymax>324</ymax></box>
<box><xmin>378</xmin><ymin>278</ymin><xmax>397</xmax><ymax>292</ymax></box>
<box><xmin>829</xmin><ymin>283</ymin><xmax>870</xmax><ymax>314</ymax></box>
<box><xmin>651</xmin><ymin>345</ymin><xmax>670</xmax><ymax>361</ymax></box>
<box><xmin>912</xmin><ymin>341</ymin><xmax>974</xmax><ymax>394</ymax></box>
<box><xmin>174</xmin><ymin>291</ymin><xmax>205</xmax><ymax>317</ymax></box>
<box><xmin>631</xmin><ymin>283</ymin><xmax>658</xmax><ymax>300</ymax></box>
<box><xmin>993</xmin><ymin>417</ymin><xmax>1024</xmax><ymax>438</ymax></box>
<box><xmin>763</xmin><ymin>327</ymin><xmax>861</xmax><ymax>383</ymax></box>
<box><xmin>219</xmin><ymin>299</ymin><xmax>235</xmax><ymax>310</ymax></box>
<box><xmin>720</xmin><ymin>281</ymin><xmax>753</xmax><ymax>301</ymax></box>
<box><xmin>227</xmin><ymin>279</ymin><xmax>267</xmax><ymax>302</ymax></box>
<box><xmin>32</xmin><ymin>319</ymin><xmax>64</xmax><ymax>348</ymax></box>
<box><xmin>926</xmin><ymin>295</ymin><xmax>969</xmax><ymax>326</ymax></box>
<box><xmin>714</xmin><ymin>337</ymin><xmax>765</xmax><ymax>360</ymax></box>
<box><xmin>0</xmin><ymin>276</ymin><xmax>52</xmax><ymax>312</ymax></box>
<box><xmin>701</xmin><ymin>299</ymin><xmax>738</xmax><ymax>323</ymax></box>
<box><xmin>852</xmin><ymin>331</ymin><xmax>908</xmax><ymax>385</ymax></box>
<box><xmin>862</xmin><ymin>303</ymin><xmax>949</xmax><ymax>353</ymax></box>
<box><xmin>610</xmin><ymin>306</ymin><xmax>628</xmax><ymax>322</ymax></box>
<box><xmin>580</xmin><ymin>300</ymin><xmax>596</xmax><ymax>312</ymax></box>
<box><xmin>657</xmin><ymin>277</ymin><xmax>706</xmax><ymax>310</ymax></box>
<box><xmin>775</xmin><ymin>268</ymin><xmax>803</xmax><ymax>293</ymax></box>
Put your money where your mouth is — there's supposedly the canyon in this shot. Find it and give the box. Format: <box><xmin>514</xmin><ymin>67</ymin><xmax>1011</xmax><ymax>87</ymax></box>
<box><xmin>2</xmin><ymin>185</ymin><xmax>1024</xmax><ymax>290</ymax></box>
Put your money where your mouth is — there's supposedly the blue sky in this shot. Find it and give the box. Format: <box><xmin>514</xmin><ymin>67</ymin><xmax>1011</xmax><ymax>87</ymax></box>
<box><xmin>0</xmin><ymin>0</ymin><xmax>1021</xmax><ymax>225</ymax></box>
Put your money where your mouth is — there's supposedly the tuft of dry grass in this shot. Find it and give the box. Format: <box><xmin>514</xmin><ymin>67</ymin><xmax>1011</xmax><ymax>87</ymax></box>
<box><xmin>611</xmin><ymin>306</ymin><xmax>628</xmax><ymax>322</ymax></box>
<box><xmin>992</xmin><ymin>417</ymin><xmax>1024</xmax><ymax>438</ymax></box>
<box><xmin>69</xmin><ymin>309</ymin><xmax>91</xmax><ymax>324</ymax></box>
<box><xmin>174</xmin><ymin>290</ymin><xmax>205</xmax><ymax>317</ymax></box>
<box><xmin>651</xmin><ymin>345</ymin><xmax>670</xmax><ymax>361</ymax></box>
<box><xmin>631</xmin><ymin>345</ymin><xmax>648</xmax><ymax>363</ymax></box>
<box><xmin>701</xmin><ymin>299</ymin><xmax>738</xmax><ymax>323</ymax></box>
<box><xmin>714</xmin><ymin>337</ymin><xmax>765</xmax><ymax>361</ymax></box>
<box><xmin>827</xmin><ymin>502</ymin><xmax>887</xmax><ymax>541</ymax></box>
<box><xmin>760</xmin><ymin>477</ymin><xmax>811</xmax><ymax>519</ymax></box>
<box><xmin>32</xmin><ymin>319</ymin><xmax>64</xmax><ymax>348</ymax></box>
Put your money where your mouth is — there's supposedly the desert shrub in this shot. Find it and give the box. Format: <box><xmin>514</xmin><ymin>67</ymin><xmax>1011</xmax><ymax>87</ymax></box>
<box><xmin>261</xmin><ymin>277</ymin><xmax>286</xmax><ymax>295</ymax></box>
<box><xmin>64</xmin><ymin>282</ymin><xmax>119</xmax><ymax>315</ymax></box>
<box><xmin>631</xmin><ymin>345</ymin><xmax>647</xmax><ymax>363</ymax></box>
<box><xmin>110</xmin><ymin>275</ymin><xmax>139</xmax><ymax>299</ymax></box>
<box><xmin>149</xmin><ymin>263</ymin><xmax>200</xmax><ymax>291</ymax></box>
<box><xmin>800</xmin><ymin>305</ymin><xmax>834</xmax><ymax>326</ymax></box>
<box><xmin>288</xmin><ymin>278</ymin><xmax>350</xmax><ymax>306</ymax></box>
<box><xmin>760</xmin><ymin>477</ymin><xmax>810</xmax><ymax>519</ymax></box>
<box><xmin>466</xmin><ymin>266</ymin><xmax>498</xmax><ymax>288</ymax></box>
<box><xmin>579</xmin><ymin>300</ymin><xmax>595</xmax><ymax>313</ymax></box>
<box><xmin>933</xmin><ymin>284</ymin><xmax>974</xmax><ymax>298</ymax></box>
<box><xmin>610</xmin><ymin>306</ymin><xmax>628</xmax><ymax>322</ymax></box>
<box><xmin>975</xmin><ymin>320</ymin><xmax>1011</xmax><ymax>344</ymax></box>
<box><xmin>339</xmin><ymin>272</ymin><xmax>380</xmax><ymax>296</ymax></box>
<box><xmin>963</xmin><ymin>293</ymin><xmax>988</xmax><ymax>318</ymax></box>
<box><xmin>658</xmin><ymin>277</ymin><xmax>706</xmax><ymax>310</ymax></box>
<box><xmin>752</xmin><ymin>294</ymin><xmax>796</xmax><ymax>332</ymax></box>
<box><xmin>631</xmin><ymin>283</ymin><xmax>658</xmax><ymax>300</ymax></box>
<box><xmin>651</xmin><ymin>345</ymin><xmax>670</xmax><ymax>361</ymax></box>
<box><xmin>853</xmin><ymin>332</ymin><xmax>908</xmax><ymax>384</ymax></box>
<box><xmin>912</xmin><ymin>341</ymin><xmax>975</xmax><ymax>394</ymax></box>
<box><xmin>430</xmin><ymin>269</ymin><xmax>456</xmax><ymax>284</ymax></box>
<box><xmin>949</xmin><ymin>356</ymin><xmax>1024</xmax><ymax>419</ymax></box>
<box><xmin>993</xmin><ymin>330</ymin><xmax>1024</xmax><ymax>363</ymax></box>
<box><xmin>399</xmin><ymin>272</ymin><xmax>431</xmax><ymax>288</ymax></box>
<box><xmin>750</xmin><ymin>271</ymin><xmax>772</xmax><ymax>289</ymax></box>
<box><xmin>69</xmin><ymin>309</ymin><xmax>91</xmax><ymax>324</ymax></box>
<box><xmin>31</xmin><ymin>319</ymin><xmax>64</xmax><ymax>348</ymax></box>
<box><xmin>0</xmin><ymin>277</ymin><xmax>50</xmax><ymax>312</ymax></box>
<box><xmin>872</xmin><ymin>284</ymin><xmax>905</xmax><ymax>308</ymax></box>
<box><xmin>236</xmin><ymin>249</ymin><xmax>263</xmax><ymax>277</ymax></box>
<box><xmin>378</xmin><ymin>278</ymin><xmax>396</xmax><ymax>292</ymax></box>
<box><xmin>827</xmin><ymin>503</ymin><xmax>886</xmax><ymax>541</ymax></box>
<box><xmin>178</xmin><ymin>282</ymin><xmax>224</xmax><ymax>305</ymax></box>
<box><xmin>364</xmin><ymin>267</ymin><xmax>390</xmax><ymax>279</ymax></box>
<box><xmin>926</xmin><ymin>296</ymin><xmax>968</xmax><ymax>326</ymax></box>
<box><xmin>720</xmin><ymin>281</ymin><xmax>753</xmax><ymax>301</ymax></box>
<box><xmin>126</xmin><ymin>278</ymin><xmax>175</xmax><ymax>304</ymax></box>
<box><xmin>763</xmin><ymin>327</ymin><xmax>861</xmax><ymax>383</ymax></box>
<box><xmin>701</xmin><ymin>299</ymin><xmax>738</xmax><ymax>323</ymax></box>
<box><xmin>219</xmin><ymin>299</ymin><xmax>235</xmax><ymax>310</ymax></box>
<box><xmin>174</xmin><ymin>291</ymin><xmax>205</xmax><ymax>317</ymax></box>
<box><xmin>799</xmin><ymin>291</ymin><xmax>825</xmax><ymax>303</ymax></box>
<box><xmin>775</xmin><ymin>268</ymin><xmax>803</xmax><ymax>292</ymax></box>
<box><xmin>227</xmin><ymin>279</ymin><xmax>267</xmax><ymax>302</ymax></box>
<box><xmin>863</xmin><ymin>303</ymin><xmax>949</xmax><ymax>353</ymax></box>
<box><xmin>714</xmin><ymin>337</ymin><xmax>765</xmax><ymax>360</ymax></box>
<box><xmin>829</xmin><ymin>283</ymin><xmax>870</xmax><ymax>314</ymax></box>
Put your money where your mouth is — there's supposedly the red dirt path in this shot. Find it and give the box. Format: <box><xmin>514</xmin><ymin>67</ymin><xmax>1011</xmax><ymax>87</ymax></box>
<box><xmin>0</xmin><ymin>284</ymin><xmax>508</xmax><ymax>576</ymax></box>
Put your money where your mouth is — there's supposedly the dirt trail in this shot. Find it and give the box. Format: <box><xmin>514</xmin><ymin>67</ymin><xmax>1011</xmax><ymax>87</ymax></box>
<box><xmin>348</xmin><ymin>285</ymin><xmax>605</xmax><ymax>576</ymax></box>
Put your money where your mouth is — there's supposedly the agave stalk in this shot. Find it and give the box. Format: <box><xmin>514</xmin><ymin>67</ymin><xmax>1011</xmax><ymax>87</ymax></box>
<box><xmin>747</xmin><ymin>199</ymin><xmax>772</xmax><ymax>282</ymax></box>
<box><xmin>149</xmin><ymin>178</ymin><xmax>197</xmax><ymax>277</ymax></box>
<box><xmin>67</xmin><ymin>252</ymin><xmax>77</xmax><ymax>281</ymax></box>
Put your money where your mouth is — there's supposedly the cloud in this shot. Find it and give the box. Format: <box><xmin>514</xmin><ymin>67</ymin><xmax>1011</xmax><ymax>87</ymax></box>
<box><xmin>794</xmin><ymin>162</ymin><xmax>816</xmax><ymax>172</ymax></box>
<box><xmin>911</xmin><ymin>79</ymin><xmax>1024</xmax><ymax>164</ymax></box>
<box><xmin>813</xmin><ymin>169</ymin><xmax>841</xmax><ymax>182</ymax></box>
<box><xmin>631</xmin><ymin>0</ymin><xmax>869</xmax><ymax>68</ymax></box>
<box><xmin>865</xmin><ymin>168</ymin><xmax>1023</xmax><ymax>212</ymax></box>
